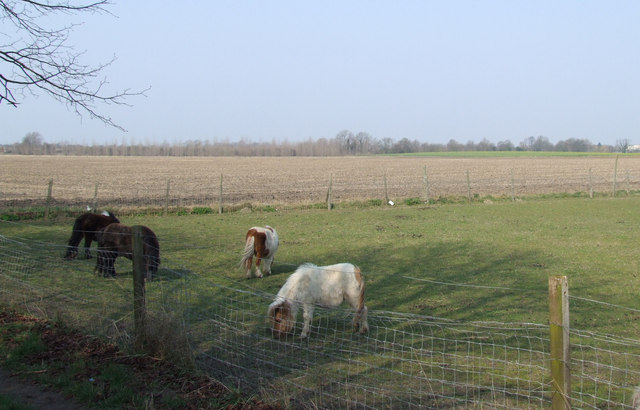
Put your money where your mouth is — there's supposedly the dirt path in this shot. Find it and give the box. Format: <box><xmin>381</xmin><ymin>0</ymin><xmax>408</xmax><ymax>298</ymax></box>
<box><xmin>0</xmin><ymin>369</ymin><xmax>88</xmax><ymax>410</ymax></box>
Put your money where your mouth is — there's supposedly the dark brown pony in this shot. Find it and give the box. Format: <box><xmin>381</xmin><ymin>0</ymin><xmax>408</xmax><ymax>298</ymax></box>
<box><xmin>95</xmin><ymin>223</ymin><xmax>160</xmax><ymax>279</ymax></box>
<box><xmin>64</xmin><ymin>211</ymin><xmax>120</xmax><ymax>259</ymax></box>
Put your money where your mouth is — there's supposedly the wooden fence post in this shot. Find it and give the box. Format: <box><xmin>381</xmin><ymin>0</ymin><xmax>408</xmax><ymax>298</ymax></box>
<box><xmin>466</xmin><ymin>170</ymin><xmax>471</xmax><ymax>204</ymax></box>
<box><xmin>549</xmin><ymin>275</ymin><xmax>571</xmax><ymax>409</ymax></box>
<box><xmin>613</xmin><ymin>155</ymin><xmax>619</xmax><ymax>197</ymax></box>
<box><xmin>164</xmin><ymin>179</ymin><xmax>170</xmax><ymax>216</ymax></box>
<box><xmin>423</xmin><ymin>165</ymin><xmax>430</xmax><ymax>204</ymax></box>
<box><xmin>511</xmin><ymin>169</ymin><xmax>516</xmax><ymax>202</ymax></box>
<box><xmin>588</xmin><ymin>168</ymin><xmax>593</xmax><ymax>199</ymax></box>
<box><xmin>219</xmin><ymin>173</ymin><xmax>223</xmax><ymax>214</ymax></box>
<box><xmin>133</xmin><ymin>226</ymin><xmax>147</xmax><ymax>350</ymax></box>
<box><xmin>44</xmin><ymin>179</ymin><xmax>53</xmax><ymax>220</ymax></box>
<box><xmin>384</xmin><ymin>172</ymin><xmax>389</xmax><ymax>205</ymax></box>
<box><xmin>326</xmin><ymin>173</ymin><xmax>333</xmax><ymax>211</ymax></box>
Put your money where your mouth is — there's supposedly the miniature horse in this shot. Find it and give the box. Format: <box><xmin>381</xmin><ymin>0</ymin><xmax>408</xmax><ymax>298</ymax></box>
<box><xmin>95</xmin><ymin>223</ymin><xmax>160</xmax><ymax>279</ymax></box>
<box><xmin>240</xmin><ymin>225</ymin><xmax>279</xmax><ymax>278</ymax></box>
<box><xmin>267</xmin><ymin>263</ymin><xmax>369</xmax><ymax>338</ymax></box>
<box><xmin>64</xmin><ymin>211</ymin><xmax>119</xmax><ymax>259</ymax></box>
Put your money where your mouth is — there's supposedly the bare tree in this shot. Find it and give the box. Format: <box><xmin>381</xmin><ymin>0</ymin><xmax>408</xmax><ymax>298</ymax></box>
<box><xmin>614</xmin><ymin>139</ymin><xmax>629</xmax><ymax>153</ymax></box>
<box><xmin>0</xmin><ymin>0</ymin><xmax>146</xmax><ymax>130</ymax></box>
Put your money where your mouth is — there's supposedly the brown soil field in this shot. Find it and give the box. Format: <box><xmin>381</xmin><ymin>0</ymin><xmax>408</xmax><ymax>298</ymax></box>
<box><xmin>2</xmin><ymin>155</ymin><xmax>640</xmax><ymax>209</ymax></box>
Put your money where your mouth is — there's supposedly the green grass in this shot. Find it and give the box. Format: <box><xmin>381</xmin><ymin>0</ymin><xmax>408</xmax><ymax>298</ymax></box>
<box><xmin>0</xmin><ymin>395</ymin><xmax>33</xmax><ymax>410</ymax></box>
<box><xmin>3</xmin><ymin>196</ymin><xmax>639</xmax><ymax>336</ymax></box>
<box><xmin>2</xmin><ymin>196</ymin><xmax>640</xmax><ymax>406</ymax></box>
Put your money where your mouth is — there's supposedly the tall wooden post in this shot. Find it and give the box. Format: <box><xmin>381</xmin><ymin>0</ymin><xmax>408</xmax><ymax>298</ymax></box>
<box><xmin>164</xmin><ymin>179</ymin><xmax>170</xmax><ymax>216</ymax></box>
<box><xmin>511</xmin><ymin>169</ymin><xmax>516</xmax><ymax>202</ymax></box>
<box><xmin>219</xmin><ymin>173</ymin><xmax>223</xmax><ymax>214</ymax></box>
<box><xmin>384</xmin><ymin>172</ymin><xmax>389</xmax><ymax>205</ymax></box>
<box><xmin>466</xmin><ymin>170</ymin><xmax>472</xmax><ymax>204</ymax></box>
<box><xmin>423</xmin><ymin>165</ymin><xmax>430</xmax><ymax>204</ymax></box>
<box><xmin>613</xmin><ymin>155</ymin><xmax>619</xmax><ymax>197</ymax></box>
<box><xmin>549</xmin><ymin>275</ymin><xmax>571</xmax><ymax>409</ymax></box>
<box><xmin>133</xmin><ymin>226</ymin><xmax>147</xmax><ymax>350</ymax></box>
<box><xmin>326</xmin><ymin>173</ymin><xmax>333</xmax><ymax>211</ymax></box>
<box><xmin>44</xmin><ymin>179</ymin><xmax>53</xmax><ymax>220</ymax></box>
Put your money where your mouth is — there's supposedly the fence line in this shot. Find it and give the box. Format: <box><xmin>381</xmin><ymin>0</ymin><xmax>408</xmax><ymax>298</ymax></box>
<box><xmin>3</xmin><ymin>157</ymin><xmax>640</xmax><ymax>215</ymax></box>
<box><xmin>1</xmin><ymin>233</ymin><xmax>639</xmax><ymax>408</ymax></box>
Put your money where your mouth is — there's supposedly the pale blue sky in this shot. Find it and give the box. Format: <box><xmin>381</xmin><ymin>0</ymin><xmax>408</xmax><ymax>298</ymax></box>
<box><xmin>2</xmin><ymin>1</ymin><xmax>639</xmax><ymax>146</ymax></box>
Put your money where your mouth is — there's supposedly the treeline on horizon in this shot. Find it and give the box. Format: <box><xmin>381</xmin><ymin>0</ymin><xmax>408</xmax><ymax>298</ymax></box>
<box><xmin>3</xmin><ymin>130</ymin><xmax>631</xmax><ymax>156</ymax></box>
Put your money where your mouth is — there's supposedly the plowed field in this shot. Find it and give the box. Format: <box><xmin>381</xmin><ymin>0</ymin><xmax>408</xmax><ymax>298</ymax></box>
<box><xmin>2</xmin><ymin>155</ymin><xmax>640</xmax><ymax>208</ymax></box>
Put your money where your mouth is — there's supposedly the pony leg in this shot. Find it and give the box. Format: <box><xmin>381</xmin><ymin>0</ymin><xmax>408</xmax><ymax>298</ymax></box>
<box><xmin>64</xmin><ymin>246</ymin><xmax>78</xmax><ymax>260</ymax></box>
<box><xmin>301</xmin><ymin>304</ymin><xmax>314</xmax><ymax>338</ymax></box>
<box><xmin>95</xmin><ymin>249</ymin><xmax>104</xmax><ymax>276</ymax></box>
<box><xmin>263</xmin><ymin>257</ymin><xmax>273</xmax><ymax>276</ymax></box>
<box><xmin>84</xmin><ymin>236</ymin><xmax>93</xmax><ymax>259</ymax></box>
<box><xmin>245</xmin><ymin>256</ymin><xmax>254</xmax><ymax>278</ymax></box>
<box><xmin>353</xmin><ymin>306</ymin><xmax>369</xmax><ymax>334</ymax></box>
<box><xmin>107</xmin><ymin>255</ymin><xmax>117</xmax><ymax>277</ymax></box>
<box><xmin>254</xmin><ymin>255</ymin><xmax>264</xmax><ymax>278</ymax></box>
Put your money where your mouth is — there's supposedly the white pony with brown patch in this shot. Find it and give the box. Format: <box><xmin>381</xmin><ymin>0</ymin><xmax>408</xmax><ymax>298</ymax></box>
<box><xmin>240</xmin><ymin>225</ymin><xmax>279</xmax><ymax>278</ymax></box>
<box><xmin>267</xmin><ymin>263</ymin><xmax>369</xmax><ymax>338</ymax></box>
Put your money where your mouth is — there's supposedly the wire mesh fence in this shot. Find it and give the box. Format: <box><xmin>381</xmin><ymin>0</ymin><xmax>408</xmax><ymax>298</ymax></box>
<box><xmin>1</xmin><ymin>233</ymin><xmax>639</xmax><ymax>408</ymax></box>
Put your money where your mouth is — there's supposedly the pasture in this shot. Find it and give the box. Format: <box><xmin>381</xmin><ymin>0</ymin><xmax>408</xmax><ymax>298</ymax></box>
<box><xmin>2</xmin><ymin>154</ymin><xmax>640</xmax><ymax>407</ymax></box>
<box><xmin>3</xmin><ymin>196</ymin><xmax>638</xmax><ymax>334</ymax></box>
<box><xmin>2</xmin><ymin>194</ymin><xmax>640</xmax><ymax>407</ymax></box>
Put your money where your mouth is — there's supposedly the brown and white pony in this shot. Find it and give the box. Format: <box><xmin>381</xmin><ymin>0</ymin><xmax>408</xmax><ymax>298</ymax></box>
<box><xmin>240</xmin><ymin>225</ymin><xmax>279</xmax><ymax>278</ymax></box>
<box><xmin>95</xmin><ymin>223</ymin><xmax>160</xmax><ymax>279</ymax></box>
<box><xmin>64</xmin><ymin>211</ymin><xmax>120</xmax><ymax>259</ymax></box>
<box><xmin>267</xmin><ymin>263</ymin><xmax>369</xmax><ymax>338</ymax></box>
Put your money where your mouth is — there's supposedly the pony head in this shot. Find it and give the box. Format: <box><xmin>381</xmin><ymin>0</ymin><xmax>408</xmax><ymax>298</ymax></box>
<box><xmin>268</xmin><ymin>300</ymin><xmax>294</xmax><ymax>337</ymax></box>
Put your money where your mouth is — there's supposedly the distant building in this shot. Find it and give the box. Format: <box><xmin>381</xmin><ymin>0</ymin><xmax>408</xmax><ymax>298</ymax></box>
<box><xmin>627</xmin><ymin>144</ymin><xmax>640</xmax><ymax>153</ymax></box>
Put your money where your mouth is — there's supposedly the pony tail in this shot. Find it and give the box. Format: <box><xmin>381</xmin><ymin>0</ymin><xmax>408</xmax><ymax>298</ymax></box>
<box><xmin>240</xmin><ymin>235</ymin><xmax>255</xmax><ymax>268</ymax></box>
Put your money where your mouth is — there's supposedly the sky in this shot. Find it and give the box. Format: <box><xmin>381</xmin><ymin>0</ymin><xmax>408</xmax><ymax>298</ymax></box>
<box><xmin>1</xmin><ymin>1</ymin><xmax>639</xmax><ymax>146</ymax></box>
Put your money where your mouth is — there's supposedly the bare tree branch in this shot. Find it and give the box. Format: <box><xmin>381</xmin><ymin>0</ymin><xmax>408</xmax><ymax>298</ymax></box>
<box><xmin>0</xmin><ymin>0</ymin><xmax>147</xmax><ymax>131</ymax></box>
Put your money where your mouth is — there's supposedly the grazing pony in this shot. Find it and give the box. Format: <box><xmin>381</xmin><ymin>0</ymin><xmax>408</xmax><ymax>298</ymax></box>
<box><xmin>95</xmin><ymin>223</ymin><xmax>160</xmax><ymax>279</ymax></box>
<box><xmin>240</xmin><ymin>225</ymin><xmax>279</xmax><ymax>278</ymax></box>
<box><xmin>64</xmin><ymin>211</ymin><xmax>119</xmax><ymax>259</ymax></box>
<box><xmin>267</xmin><ymin>263</ymin><xmax>369</xmax><ymax>338</ymax></box>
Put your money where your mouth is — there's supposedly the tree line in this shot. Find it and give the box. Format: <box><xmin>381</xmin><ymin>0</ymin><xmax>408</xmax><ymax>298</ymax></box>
<box><xmin>2</xmin><ymin>131</ymin><xmax>630</xmax><ymax>156</ymax></box>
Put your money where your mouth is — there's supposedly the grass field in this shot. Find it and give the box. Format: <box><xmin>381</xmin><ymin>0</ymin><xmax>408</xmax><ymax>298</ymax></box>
<box><xmin>2</xmin><ymin>193</ymin><xmax>640</xmax><ymax>407</ymax></box>
<box><xmin>2</xmin><ymin>195</ymin><xmax>639</xmax><ymax>337</ymax></box>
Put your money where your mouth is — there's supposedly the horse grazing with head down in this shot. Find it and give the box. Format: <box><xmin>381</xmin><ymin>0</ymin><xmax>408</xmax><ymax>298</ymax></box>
<box><xmin>95</xmin><ymin>223</ymin><xmax>160</xmax><ymax>279</ymax></box>
<box><xmin>267</xmin><ymin>263</ymin><xmax>369</xmax><ymax>338</ymax></box>
<box><xmin>64</xmin><ymin>211</ymin><xmax>119</xmax><ymax>260</ymax></box>
<box><xmin>240</xmin><ymin>225</ymin><xmax>279</xmax><ymax>278</ymax></box>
